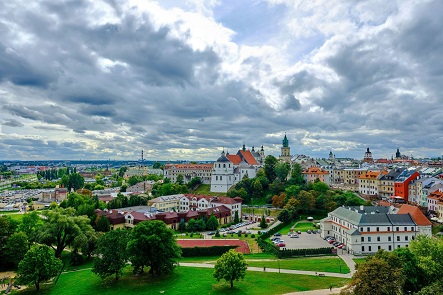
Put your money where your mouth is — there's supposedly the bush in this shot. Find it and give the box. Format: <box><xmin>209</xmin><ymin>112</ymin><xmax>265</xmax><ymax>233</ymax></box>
<box><xmin>215</xmin><ymin>230</ymin><xmax>220</xmax><ymax>238</ymax></box>
<box><xmin>237</xmin><ymin>232</ymin><xmax>242</xmax><ymax>237</ymax></box>
<box><xmin>251</xmin><ymin>234</ymin><xmax>255</xmax><ymax>238</ymax></box>
<box><xmin>244</xmin><ymin>233</ymin><xmax>248</xmax><ymax>237</ymax></box>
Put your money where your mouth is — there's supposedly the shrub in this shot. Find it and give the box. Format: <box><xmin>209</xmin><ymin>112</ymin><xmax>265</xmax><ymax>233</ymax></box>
<box><xmin>251</xmin><ymin>234</ymin><xmax>255</xmax><ymax>238</ymax></box>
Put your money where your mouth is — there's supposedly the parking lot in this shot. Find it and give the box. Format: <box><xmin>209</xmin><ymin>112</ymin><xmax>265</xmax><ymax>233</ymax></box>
<box><xmin>272</xmin><ymin>231</ymin><xmax>333</xmax><ymax>250</ymax></box>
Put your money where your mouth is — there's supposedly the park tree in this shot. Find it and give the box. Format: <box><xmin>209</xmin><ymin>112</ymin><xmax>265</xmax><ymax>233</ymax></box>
<box><xmin>178</xmin><ymin>220</ymin><xmax>187</xmax><ymax>232</ymax></box>
<box><xmin>234</xmin><ymin>211</ymin><xmax>240</xmax><ymax>224</ymax></box>
<box><xmin>312</xmin><ymin>181</ymin><xmax>329</xmax><ymax>194</ymax></box>
<box><xmin>0</xmin><ymin>216</ymin><xmax>18</xmax><ymax>268</ymax></box>
<box><xmin>288</xmin><ymin>163</ymin><xmax>305</xmax><ymax>185</ymax></box>
<box><xmin>284</xmin><ymin>197</ymin><xmax>301</xmax><ymax>218</ymax></box>
<box><xmin>206</xmin><ymin>215</ymin><xmax>219</xmax><ymax>231</ymax></box>
<box><xmin>275</xmin><ymin>161</ymin><xmax>291</xmax><ymax>182</ymax></box>
<box><xmin>17</xmin><ymin>245</ymin><xmax>62</xmax><ymax>291</ymax></box>
<box><xmin>195</xmin><ymin>218</ymin><xmax>206</xmax><ymax>231</ymax></box>
<box><xmin>341</xmin><ymin>250</ymin><xmax>404</xmax><ymax>295</ymax></box>
<box><xmin>127</xmin><ymin>220</ymin><xmax>181</xmax><ymax>276</ymax></box>
<box><xmin>213</xmin><ymin>249</ymin><xmax>247</xmax><ymax>288</ymax></box>
<box><xmin>264</xmin><ymin>155</ymin><xmax>277</xmax><ymax>183</ymax></box>
<box><xmin>252</xmin><ymin>178</ymin><xmax>263</xmax><ymax>199</ymax></box>
<box><xmin>18</xmin><ymin>211</ymin><xmax>44</xmax><ymax>243</ymax></box>
<box><xmin>409</xmin><ymin>235</ymin><xmax>443</xmax><ymax>285</ymax></box>
<box><xmin>5</xmin><ymin>232</ymin><xmax>29</xmax><ymax>267</ymax></box>
<box><xmin>187</xmin><ymin>219</ymin><xmax>197</xmax><ymax>232</ymax></box>
<box><xmin>187</xmin><ymin>176</ymin><xmax>202</xmax><ymax>188</ymax></box>
<box><xmin>277</xmin><ymin>209</ymin><xmax>292</xmax><ymax>224</ymax></box>
<box><xmin>296</xmin><ymin>191</ymin><xmax>316</xmax><ymax>214</ymax></box>
<box><xmin>95</xmin><ymin>215</ymin><xmax>111</xmax><ymax>232</ymax></box>
<box><xmin>153</xmin><ymin>162</ymin><xmax>162</xmax><ymax>169</ymax></box>
<box><xmin>93</xmin><ymin>229</ymin><xmax>128</xmax><ymax>280</ymax></box>
<box><xmin>272</xmin><ymin>192</ymin><xmax>286</xmax><ymax>208</ymax></box>
<box><xmin>39</xmin><ymin>207</ymin><xmax>95</xmax><ymax>257</ymax></box>
<box><xmin>259</xmin><ymin>214</ymin><xmax>268</xmax><ymax>229</ymax></box>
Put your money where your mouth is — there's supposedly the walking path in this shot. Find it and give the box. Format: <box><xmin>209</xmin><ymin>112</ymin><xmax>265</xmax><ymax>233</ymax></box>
<box><xmin>179</xmin><ymin>263</ymin><xmax>351</xmax><ymax>278</ymax></box>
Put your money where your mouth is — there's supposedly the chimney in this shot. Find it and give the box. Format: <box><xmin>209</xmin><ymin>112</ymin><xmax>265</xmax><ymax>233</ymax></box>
<box><xmin>360</xmin><ymin>205</ymin><xmax>364</xmax><ymax>211</ymax></box>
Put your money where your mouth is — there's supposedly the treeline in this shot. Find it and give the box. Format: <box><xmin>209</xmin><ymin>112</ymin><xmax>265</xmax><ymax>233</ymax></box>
<box><xmin>342</xmin><ymin>236</ymin><xmax>443</xmax><ymax>295</ymax></box>
<box><xmin>226</xmin><ymin>155</ymin><xmax>367</xmax><ymax>221</ymax></box>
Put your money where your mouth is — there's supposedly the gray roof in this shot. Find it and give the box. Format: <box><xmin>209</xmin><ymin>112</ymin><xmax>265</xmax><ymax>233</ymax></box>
<box><xmin>387</xmin><ymin>214</ymin><xmax>416</xmax><ymax>225</ymax></box>
<box><xmin>360</xmin><ymin>214</ymin><xmax>392</xmax><ymax>225</ymax></box>
<box><xmin>345</xmin><ymin>206</ymin><xmax>389</xmax><ymax>214</ymax></box>
<box><xmin>331</xmin><ymin>207</ymin><xmax>362</xmax><ymax>224</ymax></box>
<box><xmin>379</xmin><ymin>167</ymin><xmax>406</xmax><ymax>181</ymax></box>
<box><xmin>345</xmin><ymin>228</ymin><xmax>361</xmax><ymax>235</ymax></box>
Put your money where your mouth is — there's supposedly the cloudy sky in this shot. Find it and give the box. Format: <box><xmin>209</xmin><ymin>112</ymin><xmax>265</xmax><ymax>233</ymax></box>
<box><xmin>1</xmin><ymin>0</ymin><xmax>442</xmax><ymax>161</ymax></box>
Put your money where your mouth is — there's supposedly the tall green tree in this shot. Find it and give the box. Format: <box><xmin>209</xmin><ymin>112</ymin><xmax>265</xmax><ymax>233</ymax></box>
<box><xmin>275</xmin><ymin>161</ymin><xmax>291</xmax><ymax>182</ymax></box>
<box><xmin>234</xmin><ymin>211</ymin><xmax>240</xmax><ymax>224</ymax></box>
<box><xmin>0</xmin><ymin>216</ymin><xmax>18</xmax><ymax>268</ymax></box>
<box><xmin>39</xmin><ymin>207</ymin><xmax>94</xmax><ymax>257</ymax></box>
<box><xmin>17</xmin><ymin>245</ymin><xmax>62</xmax><ymax>291</ymax></box>
<box><xmin>341</xmin><ymin>250</ymin><xmax>404</xmax><ymax>295</ymax></box>
<box><xmin>92</xmin><ymin>229</ymin><xmax>128</xmax><ymax>280</ymax></box>
<box><xmin>264</xmin><ymin>155</ymin><xmax>278</xmax><ymax>183</ymax></box>
<box><xmin>176</xmin><ymin>174</ymin><xmax>184</xmax><ymax>185</ymax></box>
<box><xmin>289</xmin><ymin>163</ymin><xmax>305</xmax><ymax>185</ymax></box>
<box><xmin>259</xmin><ymin>214</ymin><xmax>268</xmax><ymax>229</ymax></box>
<box><xmin>206</xmin><ymin>215</ymin><xmax>219</xmax><ymax>231</ymax></box>
<box><xmin>127</xmin><ymin>220</ymin><xmax>181</xmax><ymax>276</ymax></box>
<box><xmin>213</xmin><ymin>249</ymin><xmax>247</xmax><ymax>288</ymax></box>
<box><xmin>5</xmin><ymin>232</ymin><xmax>29</xmax><ymax>267</ymax></box>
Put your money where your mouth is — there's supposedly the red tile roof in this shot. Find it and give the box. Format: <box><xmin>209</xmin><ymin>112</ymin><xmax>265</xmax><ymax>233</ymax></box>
<box><xmin>177</xmin><ymin>239</ymin><xmax>250</xmax><ymax>254</ymax></box>
<box><xmin>398</xmin><ymin>204</ymin><xmax>432</xmax><ymax>226</ymax></box>
<box><xmin>302</xmin><ymin>167</ymin><xmax>329</xmax><ymax>175</ymax></box>
<box><xmin>227</xmin><ymin>154</ymin><xmax>242</xmax><ymax>165</ymax></box>
<box><xmin>239</xmin><ymin>150</ymin><xmax>258</xmax><ymax>165</ymax></box>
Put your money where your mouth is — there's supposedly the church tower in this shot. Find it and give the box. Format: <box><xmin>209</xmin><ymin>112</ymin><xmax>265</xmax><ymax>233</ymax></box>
<box><xmin>363</xmin><ymin>147</ymin><xmax>373</xmax><ymax>163</ymax></box>
<box><xmin>395</xmin><ymin>148</ymin><xmax>401</xmax><ymax>159</ymax></box>
<box><xmin>279</xmin><ymin>134</ymin><xmax>291</xmax><ymax>162</ymax></box>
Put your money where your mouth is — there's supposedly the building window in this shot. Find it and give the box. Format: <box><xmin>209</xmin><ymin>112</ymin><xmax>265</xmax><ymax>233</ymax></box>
<box><xmin>405</xmin><ymin>236</ymin><xmax>409</xmax><ymax>241</ymax></box>
<box><xmin>396</xmin><ymin>227</ymin><xmax>399</xmax><ymax>231</ymax></box>
<box><xmin>411</xmin><ymin>227</ymin><xmax>414</xmax><ymax>231</ymax></box>
<box><xmin>376</xmin><ymin>227</ymin><xmax>379</xmax><ymax>232</ymax></box>
<box><xmin>378</xmin><ymin>246</ymin><xmax>381</xmax><ymax>250</ymax></box>
<box><xmin>387</xmin><ymin>227</ymin><xmax>391</xmax><ymax>231</ymax></box>
<box><xmin>398</xmin><ymin>245</ymin><xmax>401</xmax><ymax>248</ymax></box>
<box><xmin>369</xmin><ymin>246</ymin><xmax>372</xmax><ymax>252</ymax></box>
<box><xmin>360</xmin><ymin>227</ymin><xmax>363</xmax><ymax>232</ymax></box>
<box><xmin>220</xmin><ymin>176</ymin><xmax>222</xmax><ymax>180</ymax></box>
<box><xmin>389</xmin><ymin>245</ymin><xmax>392</xmax><ymax>251</ymax></box>
<box><xmin>362</xmin><ymin>246</ymin><xmax>365</xmax><ymax>252</ymax></box>
<box><xmin>397</xmin><ymin>236</ymin><xmax>400</xmax><ymax>241</ymax></box>
<box><xmin>377</xmin><ymin>237</ymin><xmax>380</xmax><ymax>242</ymax></box>
<box><xmin>367</xmin><ymin>227</ymin><xmax>370</xmax><ymax>232</ymax></box>
<box><xmin>388</xmin><ymin>236</ymin><xmax>392</xmax><ymax>242</ymax></box>
<box><xmin>361</xmin><ymin>237</ymin><xmax>364</xmax><ymax>242</ymax></box>
<box><xmin>368</xmin><ymin>237</ymin><xmax>372</xmax><ymax>242</ymax></box>
<box><xmin>404</xmin><ymin>227</ymin><xmax>407</xmax><ymax>231</ymax></box>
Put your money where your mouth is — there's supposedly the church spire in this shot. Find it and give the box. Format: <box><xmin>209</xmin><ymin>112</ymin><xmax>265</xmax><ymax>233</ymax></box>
<box><xmin>282</xmin><ymin>133</ymin><xmax>289</xmax><ymax>148</ymax></box>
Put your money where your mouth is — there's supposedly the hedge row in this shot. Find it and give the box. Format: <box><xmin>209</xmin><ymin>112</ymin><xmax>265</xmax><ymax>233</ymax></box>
<box><xmin>180</xmin><ymin>245</ymin><xmax>237</xmax><ymax>257</ymax></box>
<box><xmin>277</xmin><ymin>247</ymin><xmax>334</xmax><ymax>258</ymax></box>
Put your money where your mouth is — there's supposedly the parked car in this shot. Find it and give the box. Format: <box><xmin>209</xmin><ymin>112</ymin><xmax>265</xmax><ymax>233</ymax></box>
<box><xmin>274</xmin><ymin>232</ymin><xmax>282</xmax><ymax>236</ymax></box>
<box><xmin>208</xmin><ymin>231</ymin><xmax>215</xmax><ymax>235</ymax></box>
<box><xmin>278</xmin><ymin>242</ymin><xmax>286</xmax><ymax>247</ymax></box>
<box><xmin>290</xmin><ymin>234</ymin><xmax>299</xmax><ymax>238</ymax></box>
<box><xmin>306</xmin><ymin>230</ymin><xmax>312</xmax><ymax>234</ymax></box>
<box><xmin>297</xmin><ymin>231</ymin><xmax>301</xmax><ymax>234</ymax></box>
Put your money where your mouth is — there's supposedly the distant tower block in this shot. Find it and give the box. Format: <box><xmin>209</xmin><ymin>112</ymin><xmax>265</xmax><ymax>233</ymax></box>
<box><xmin>141</xmin><ymin>150</ymin><xmax>144</xmax><ymax>162</ymax></box>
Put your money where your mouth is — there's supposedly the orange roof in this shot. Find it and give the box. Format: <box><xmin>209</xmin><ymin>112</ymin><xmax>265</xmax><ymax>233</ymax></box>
<box><xmin>359</xmin><ymin>171</ymin><xmax>383</xmax><ymax>179</ymax></box>
<box><xmin>398</xmin><ymin>204</ymin><xmax>432</xmax><ymax>226</ymax></box>
<box><xmin>227</xmin><ymin>154</ymin><xmax>242</xmax><ymax>165</ymax></box>
<box><xmin>302</xmin><ymin>167</ymin><xmax>329</xmax><ymax>175</ymax></box>
<box><xmin>239</xmin><ymin>150</ymin><xmax>258</xmax><ymax>165</ymax></box>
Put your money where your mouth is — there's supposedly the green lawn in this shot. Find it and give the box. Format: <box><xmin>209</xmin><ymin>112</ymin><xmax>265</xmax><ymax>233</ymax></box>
<box><xmin>175</xmin><ymin>233</ymin><xmax>204</xmax><ymax>239</ymax></box>
<box><xmin>193</xmin><ymin>184</ymin><xmax>226</xmax><ymax>196</ymax></box>
<box><xmin>293</xmin><ymin>222</ymin><xmax>317</xmax><ymax>232</ymax></box>
<box><xmin>212</xmin><ymin>235</ymin><xmax>261</xmax><ymax>253</ymax></box>
<box><xmin>353</xmin><ymin>258</ymin><xmax>368</xmax><ymax>267</ymax></box>
<box><xmin>179</xmin><ymin>255</ymin><xmax>349</xmax><ymax>274</ymax></box>
<box><xmin>15</xmin><ymin>266</ymin><xmax>349</xmax><ymax>295</ymax></box>
<box><xmin>2</xmin><ymin>213</ymin><xmax>25</xmax><ymax>221</ymax></box>
<box><xmin>279</xmin><ymin>221</ymin><xmax>297</xmax><ymax>234</ymax></box>
<box><xmin>246</xmin><ymin>256</ymin><xmax>350</xmax><ymax>274</ymax></box>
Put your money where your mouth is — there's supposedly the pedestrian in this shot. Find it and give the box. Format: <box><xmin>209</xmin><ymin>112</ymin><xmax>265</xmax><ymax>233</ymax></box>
<box><xmin>330</xmin><ymin>284</ymin><xmax>332</xmax><ymax>291</ymax></box>
<box><xmin>264</xmin><ymin>266</ymin><xmax>266</xmax><ymax>272</ymax></box>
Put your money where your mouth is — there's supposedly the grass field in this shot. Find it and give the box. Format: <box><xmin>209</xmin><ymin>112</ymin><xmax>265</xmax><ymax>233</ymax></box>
<box><xmin>1</xmin><ymin>212</ymin><xmax>25</xmax><ymax>221</ymax></box>
<box><xmin>193</xmin><ymin>184</ymin><xmax>226</xmax><ymax>196</ymax></box>
<box><xmin>353</xmin><ymin>258</ymin><xmax>368</xmax><ymax>267</ymax></box>
<box><xmin>15</xmin><ymin>265</ymin><xmax>349</xmax><ymax>295</ymax></box>
<box><xmin>242</xmin><ymin>207</ymin><xmax>281</xmax><ymax>217</ymax></box>
<box><xmin>246</xmin><ymin>256</ymin><xmax>350</xmax><ymax>274</ymax></box>
<box><xmin>279</xmin><ymin>221</ymin><xmax>297</xmax><ymax>234</ymax></box>
<box><xmin>293</xmin><ymin>222</ymin><xmax>317</xmax><ymax>231</ymax></box>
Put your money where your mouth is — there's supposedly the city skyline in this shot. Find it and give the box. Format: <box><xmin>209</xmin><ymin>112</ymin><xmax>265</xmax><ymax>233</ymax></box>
<box><xmin>1</xmin><ymin>1</ymin><xmax>443</xmax><ymax>161</ymax></box>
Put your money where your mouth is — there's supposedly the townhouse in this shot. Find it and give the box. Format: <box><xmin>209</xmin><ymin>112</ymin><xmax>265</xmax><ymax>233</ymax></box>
<box><xmin>302</xmin><ymin>167</ymin><xmax>330</xmax><ymax>185</ymax></box>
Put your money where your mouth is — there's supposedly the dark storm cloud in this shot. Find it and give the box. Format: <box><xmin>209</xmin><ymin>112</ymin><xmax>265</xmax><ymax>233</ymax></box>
<box><xmin>2</xmin><ymin>119</ymin><xmax>24</xmax><ymax>127</ymax></box>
